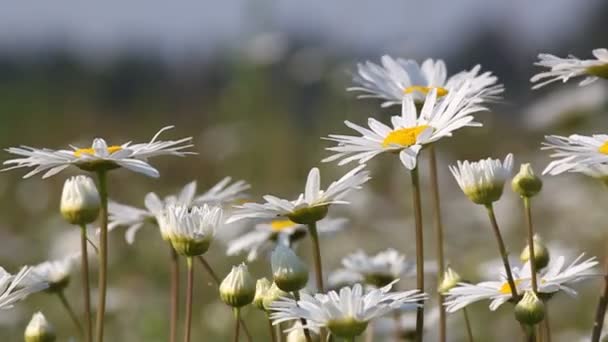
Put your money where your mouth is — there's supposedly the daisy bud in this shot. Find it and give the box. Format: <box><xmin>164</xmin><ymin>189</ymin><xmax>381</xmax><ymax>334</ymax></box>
<box><xmin>450</xmin><ymin>154</ymin><xmax>513</xmax><ymax>206</ymax></box>
<box><xmin>253</xmin><ymin>277</ymin><xmax>272</xmax><ymax>310</ymax></box>
<box><xmin>24</xmin><ymin>312</ymin><xmax>56</xmax><ymax>342</ymax></box>
<box><xmin>520</xmin><ymin>235</ymin><xmax>550</xmax><ymax>270</ymax></box>
<box><xmin>288</xmin><ymin>205</ymin><xmax>329</xmax><ymax>225</ymax></box>
<box><xmin>512</xmin><ymin>164</ymin><xmax>542</xmax><ymax>198</ymax></box>
<box><xmin>60</xmin><ymin>175</ymin><xmax>100</xmax><ymax>225</ymax></box>
<box><xmin>438</xmin><ymin>267</ymin><xmax>462</xmax><ymax>295</ymax></box>
<box><xmin>262</xmin><ymin>282</ymin><xmax>290</xmax><ymax>311</ymax></box>
<box><xmin>219</xmin><ymin>264</ymin><xmax>256</xmax><ymax>308</ymax></box>
<box><xmin>160</xmin><ymin>205</ymin><xmax>219</xmax><ymax>257</ymax></box>
<box><xmin>271</xmin><ymin>245</ymin><xmax>309</xmax><ymax>292</ymax></box>
<box><xmin>514</xmin><ymin>291</ymin><xmax>545</xmax><ymax>325</ymax></box>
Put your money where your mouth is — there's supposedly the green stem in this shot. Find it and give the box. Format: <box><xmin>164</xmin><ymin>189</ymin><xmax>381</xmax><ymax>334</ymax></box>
<box><xmin>80</xmin><ymin>225</ymin><xmax>93</xmax><ymax>342</ymax></box>
<box><xmin>308</xmin><ymin>222</ymin><xmax>325</xmax><ymax>293</ymax></box>
<box><xmin>410</xmin><ymin>167</ymin><xmax>425</xmax><ymax>342</ymax></box>
<box><xmin>184</xmin><ymin>257</ymin><xmax>194</xmax><ymax>342</ymax></box>
<box><xmin>58</xmin><ymin>291</ymin><xmax>84</xmax><ymax>338</ymax></box>
<box><xmin>169</xmin><ymin>245</ymin><xmax>179</xmax><ymax>342</ymax></box>
<box><xmin>293</xmin><ymin>291</ymin><xmax>313</xmax><ymax>342</ymax></box>
<box><xmin>428</xmin><ymin>147</ymin><xmax>446</xmax><ymax>342</ymax></box>
<box><xmin>392</xmin><ymin>310</ymin><xmax>401</xmax><ymax>342</ymax></box>
<box><xmin>463</xmin><ymin>308</ymin><xmax>474</xmax><ymax>342</ymax></box>
<box><xmin>523</xmin><ymin>197</ymin><xmax>538</xmax><ymax>293</ymax></box>
<box><xmin>544</xmin><ymin>302</ymin><xmax>552</xmax><ymax>342</ymax></box>
<box><xmin>234</xmin><ymin>308</ymin><xmax>241</xmax><ymax>342</ymax></box>
<box><xmin>95</xmin><ymin>170</ymin><xmax>108</xmax><ymax>342</ymax></box>
<box><xmin>591</xmin><ymin>254</ymin><xmax>608</xmax><ymax>342</ymax></box>
<box><xmin>485</xmin><ymin>204</ymin><xmax>518</xmax><ymax>299</ymax></box>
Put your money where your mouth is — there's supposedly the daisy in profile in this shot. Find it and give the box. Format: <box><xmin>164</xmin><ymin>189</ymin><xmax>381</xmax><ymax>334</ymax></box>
<box><xmin>324</xmin><ymin>82</ymin><xmax>487</xmax><ymax>170</ymax></box>
<box><xmin>541</xmin><ymin>134</ymin><xmax>608</xmax><ymax>176</ymax></box>
<box><xmin>449</xmin><ymin>154</ymin><xmax>513</xmax><ymax>206</ymax></box>
<box><xmin>531</xmin><ymin>48</ymin><xmax>608</xmax><ymax>89</ymax></box>
<box><xmin>23</xmin><ymin>255</ymin><xmax>79</xmax><ymax>293</ymax></box>
<box><xmin>2</xmin><ymin>126</ymin><xmax>193</xmax><ymax>178</ymax></box>
<box><xmin>269</xmin><ymin>281</ymin><xmax>427</xmax><ymax>340</ymax></box>
<box><xmin>109</xmin><ymin>178</ymin><xmax>250</xmax><ymax>244</ymax></box>
<box><xmin>0</xmin><ymin>266</ymin><xmax>48</xmax><ymax>310</ymax></box>
<box><xmin>444</xmin><ymin>254</ymin><xmax>598</xmax><ymax>313</ymax></box>
<box><xmin>339</xmin><ymin>249</ymin><xmax>415</xmax><ymax>287</ymax></box>
<box><xmin>158</xmin><ymin>204</ymin><xmax>221</xmax><ymax>257</ymax></box>
<box><xmin>226</xmin><ymin>217</ymin><xmax>347</xmax><ymax>262</ymax></box>
<box><xmin>349</xmin><ymin>55</ymin><xmax>503</xmax><ymax>107</ymax></box>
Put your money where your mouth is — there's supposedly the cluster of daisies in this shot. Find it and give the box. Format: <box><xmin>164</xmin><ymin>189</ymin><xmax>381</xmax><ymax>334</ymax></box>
<box><xmin>0</xmin><ymin>48</ymin><xmax>607</xmax><ymax>342</ymax></box>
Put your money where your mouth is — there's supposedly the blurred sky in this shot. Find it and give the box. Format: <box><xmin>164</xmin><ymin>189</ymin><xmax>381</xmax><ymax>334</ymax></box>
<box><xmin>0</xmin><ymin>0</ymin><xmax>601</xmax><ymax>62</ymax></box>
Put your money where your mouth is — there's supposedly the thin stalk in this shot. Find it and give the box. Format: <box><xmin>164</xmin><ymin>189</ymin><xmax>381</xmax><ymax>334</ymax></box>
<box><xmin>58</xmin><ymin>291</ymin><xmax>84</xmax><ymax>338</ymax></box>
<box><xmin>277</xmin><ymin>323</ymin><xmax>285</xmax><ymax>342</ymax></box>
<box><xmin>197</xmin><ymin>256</ymin><xmax>252</xmax><ymax>342</ymax></box>
<box><xmin>293</xmin><ymin>291</ymin><xmax>313</xmax><ymax>342</ymax></box>
<box><xmin>543</xmin><ymin>302</ymin><xmax>552</xmax><ymax>342</ymax></box>
<box><xmin>463</xmin><ymin>308</ymin><xmax>474</xmax><ymax>342</ymax></box>
<box><xmin>234</xmin><ymin>308</ymin><xmax>241</xmax><ymax>342</ymax></box>
<box><xmin>184</xmin><ymin>257</ymin><xmax>194</xmax><ymax>342</ymax></box>
<box><xmin>95</xmin><ymin>170</ymin><xmax>108</xmax><ymax>342</ymax></box>
<box><xmin>169</xmin><ymin>245</ymin><xmax>179</xmax><ymax>342</ymax></box>
<box><xmin>393</xmin><ymin>310</ymin><xmax>401</xmax><ymax>342</ymax></box>
<box><xmin>591</xmin><ymin>258</ymin><xmax>608</xmax><ymax>342</ymax></box>
<box><xmin>266</xmin><ymin>313</ymin><xmax>277</xmax><ymax>342</ymax></box>
<box><xmin>485</xmin><ymin>204</ymin><xmax>518</xmax><ymax>298</ymax></box>
<box><xmin>365</xmin><ymin>322</ymin><xmax>374</xmax><ymax>342</ymax></box>
<box><xmin>428</xmin><ymin>147</ymin><xmax>446</xmax><ymax>342</ymax></box>
<box><xmin>410</xmin><ymin>167</ymin><xmax>425</xmax><ymax>342</ymax></box>
<box><xmin>80</xmin><ymin>224</ymin><xmax>93</xmax><ymax>342</ymax></box>
<box><xmin>308</xmin><ymin>222</ymin><xmax>325</xmax><ymax>293</ymax></box>
<box><xmin>523</xmin><ymin>197</ymin><xmax>538</xmax><ymax>293</ymax></box>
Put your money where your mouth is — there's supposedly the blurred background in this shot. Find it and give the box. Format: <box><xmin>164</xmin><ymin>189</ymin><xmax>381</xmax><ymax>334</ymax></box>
<box><xmin>1</xmin><ymin>1</ymin><xmax>608</xmax><ymax>341</ymax></box>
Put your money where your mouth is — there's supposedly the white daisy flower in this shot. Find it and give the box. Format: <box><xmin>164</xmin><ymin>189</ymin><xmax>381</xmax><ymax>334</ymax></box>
<box><xmin>226</xmin><ymin>218</ymin><xmax>347</xmax><ymax>262</ymax></box>
<box><xmin>445</xmin><ymin>254</ymin><xmax>598</xmax><ymax>312</ymax></box>
<box><xmin>541</xmin><ymin>134</ymin><xmax>608</xmax><ymax>176</ymax></box>
<box><xmin>531</xmin><ymin>48</ymin><xmax>608</xmax><ymax>89</ymax></box>
<box><xmin>340</xmin><ymin>249</ymin><xmax>415</xmax><ymax>287</ymax></box>
<box><xmin>227</xmin><ymin>165</ymin><xmax>370</xmax><ymax>224</ymax></box>
<box><xmin>109</xmin><ymin>178</ymin><xmax>249</xmax><ymax>244</ymax></box>
<box><xmin>158</xmin><ymin>204</ymin><xmax>222</xmax><ymax>257</ymax></box>
<box><xmin>0</xmin><ymin>266</ymin><xmax>48</xmax><ymax>310</ymax></box>
<box><xmin>269</xmin><ymin>281</ymin><xmax>427</xmax><ymax>339</ymax></box>
<box><xmin>449</xmin><ymin>154</ymin><xmax>513</xmax><ymax>205</ymax></box>
<box><xmin>324</xmin><ymin>82</ymin><xmax>487</xmax><ymax>170</ymax></box>
<box><xmin>2</xmin><ymin>126</ymin><xmax>193</xmax><ymax>178</ymax></box>
<box><xmin>349</xmin><ymin>55</ymin><xmax>503</xmax><ymax>107</ymax></box>
<box><xmin>23</xmin><ymin>255</ymin><xmax>79</xmax><ymax>293</ymax></box>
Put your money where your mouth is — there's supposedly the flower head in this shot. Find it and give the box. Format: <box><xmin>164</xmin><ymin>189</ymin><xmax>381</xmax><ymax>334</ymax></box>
<box><xmin>158</xmin><ymin>204</ymin><xmax>221</xmax><ymax>256</ymax></box>
<box><xmin>514</xmin><ymin>291</ymin><xmax>545</xmax><ymax>325</ymax></box>
<box><xmin>438</xmin><ymin>267</ymin><xmax>462</xmax><ymax>295</ymax></box>
<box><xmin>349</xmin><ymin>55</ymin><xmax>503</xmax><ymax>107</ymax></box>
<box><xmin>511</xmin><ymin>163</ymin><xmax>543</xmax><ymax>198</ymax></box>
<box><xmin>61</xmin><ymin>175</ymin><xmax>100</xmax><ymax>225</ymax></box>
<box><xmin>340</xmin><ymin>249</ymin><xmax>414</xmax><ymax>287</ymax></box>
<box><xmin>531</xmin><ymin>49</ymin><xmax>608</xmax><ymax>89</ymax></box>
<box><xmin>24</xmin><ymin>312</ymin><xmax>55</xmax><ymax>342</ymax></box>
<box><xmin>271</xmin><ymin>245</ymin><xmax>309</xmax><ymax>292</ymax></box>
<box><xmin>449</xmin><ymin>154</ymin><xmax>513</xmax><ymax>205</ymax></box>
<box><xmin>24</xmin><ymin>255</ymin><xmax>78</xmax><ymax>293</ymax></box>
<box><xmin>253</xmin><ymin>277</ymin><xmax>272</xmax><ymax>310</ymax></box>
<box><xmin>0</xmin><ymin>266</ymin><xmax>48</xmax><ymax>310</ymax></box>
<box><xmin>541</xmin><ymin>134</ymin><xmax>608</xmax><ymax>176</ymax></box>
<box><xmin>219</xmin><ymin>264</ymin><xmax>256</xmax><ymax>308</ymax></box>
<box><xmin>227</xmin><ymin>166</ymin><xmax>369</xmax><ymax>224</ymax></box>
<box><xmin>3</xmin><ymin>126</ymin><xmax>193</xmax><ymax>178</ymax></box>
<box><xmin>270</xmin><ymin>281</ymin><xmax>427</xmax><ymax>338</ymax></box>
<box><xmin>324</xmin><ymin>82</ymin><xmax>487</xmax><ymax>170</ymax></box>
<box><xmin>520</xmin><ymin>235</ymin><xmax>550</xmax><ymax>270</ymax></box>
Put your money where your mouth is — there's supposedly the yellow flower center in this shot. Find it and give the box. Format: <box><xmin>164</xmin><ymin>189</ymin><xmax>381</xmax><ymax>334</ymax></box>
<box><xmin>382</xmin><ymin>125</ymin><xmax>430</xmax><ymax>148</ymax></box>
<box><xmin>74</xmin><ymin>146</ymin><xmax>122</xmax><ymax>157</ymax></box>
<box><xmin>599</xmin><ymin>141</ymin><xmax>608</xmax><ymax>155</ymax></box>
<box><xmin>404</xmin><ymin>86</ymin><xmax>448</xmax><ymax>97</ymax></box>
<box><xmin>499</xmin><ymin>279</ymin><xmax>522</xmax><ymax>295</ymax></box>
<box><xmin>270</xmin><ymin>219</ymin><xmax>297</xmax><ymax>232</ymax></box>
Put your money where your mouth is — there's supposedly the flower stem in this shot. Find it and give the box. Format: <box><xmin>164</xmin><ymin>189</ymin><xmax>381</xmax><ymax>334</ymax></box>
<box><xmin>58</xmin><ymin>290</ymin><xmax>84</xmax><ymax>338</ymax></box>
<box><xmin>462</xmin><ymin>308</ymin><xmax>474</xmax><ymax>342</ymax></box>
<box><xmin>184</xmin><ymin>257</ymin><xmax>194</xmax><ymax>342</ymax></box>
<box><xmin>234</xmin><ymin>308</ymin><xmax>241</xmax><ymax>342</ymax></box>
<box><xmin>307</xmin><ymin>222</ymin><xmax>325</xmax><ymax>293</ymax></box>
<box><xmin>197</xmin><ymin>256</ymin><xmax>253</xmax><ymax>342</ymax></box>
<box><xmin>169</xmin><ymin>245</ymin><xmax>179</xmax><ymax>342</ymax></box>
<box><xmin>266</xmin><ymin>313</ymin><xmax>277</xmax><ymax>342</ymax></box>
<box><xmin>79</xmin><ymin>224</ymin><xmax>93</xmax><ymax>342</ymax></box>
<box><xmin>523</xmin><ymin>197</ymin><xmax>539</xmax><ymax>293</ymax></box>
<box><xmin>485</xmin><ymin>204</ymin><xmax>518</xmax><ymax>298</ymax></box>
<box><xmin>293</xmin><ymin>291</ymin><xmax>313</xmax><ymax>342</ymax></box>
<box><xmin>392</xmin><ymin>310</ymin><xmax>401</xmax><ymax>342</ymax></box>
<box><xmin>428</xmin><ymin>146</ymin><xmax>446</xmax><ymax>342</ymax></box>
<box><xmin>95</xmin><ymin>170</ymin><xmax>108</xmax><ymax>342</ymax></box>
<box><xmin>410</xmin><ymin>167</ymin><xmax>425</xmax><ymax>342</ymax></box>
<box><xmin>591</xmin><ymin>257</ymin><xmax>608</xmax><ymax>342</ymax></box>
<box><xmin>543</xmin><ymin>303</ymin><xmax>552</xmax><ymax>342</ymax></box>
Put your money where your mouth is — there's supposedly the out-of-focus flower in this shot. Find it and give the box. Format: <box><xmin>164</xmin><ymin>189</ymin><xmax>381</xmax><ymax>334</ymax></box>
<box><xmin>542</xmin><ymin>134</ymin><xmax>608</xmax><ymax>176</ymax></box>
<box><xmin>271</xmin><ymin>245</ymin><xmax>309</xmax><ymax>292</ymax></box>
<box><xmin>23</xmin><ymin>255</ymin><xmax>78</xmax><ymax>293</ymax></box>
<box><xmin>531</xmin><ymin>49</ymin><xmax>608</xmax><ymax>89</ymax></box>
<box><xmin>0</xmin><ymin>266</ymin><xmax>48</xmax><ymax>310</ymax></box>
<box><xmin>339</xmin><ymin>249</ymin><xmax>414</xmax><ymax>287</ymax></box>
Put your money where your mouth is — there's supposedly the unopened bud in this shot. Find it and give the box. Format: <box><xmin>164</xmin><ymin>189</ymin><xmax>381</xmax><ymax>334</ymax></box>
<box><xmin>24</xmin><ymin>312</ymin><xmax>55</xmax><ymax>342</ymax></box>
<box><xmin>438</xmin><ymin>268</ymin><xmax>462</xmax><ymax>295</ymax></box>
<box><xmin>512</xmin><ymin>164</ymin><xmax>542</xmax><ymax>198</ymax></box>
<box><xmin>514</xmin><ymin>291</ymin><xmax>545</xmax><ymax>325</ymax></box>
<box><xmin>520</xmin><ymin>235</ymin><xmax>550</xmax><ymax>270</ymax></box>
<box><xmin>60</xmin><ymin>176</ymin><xmax>100</xmax><ymax>225</ymax></box>
<box><xmin>262</xmin><ymin>282</ymin><xmax>290</xmax><ymax>311</ymax></box>
<box><xmin>253</xmin><ymin>278</ymin><xmax>272</xmax><ymax>310</ymax></box>
<box><xmin>271</xmin><ymin>245</ymin><xmax>309</xmax><ymax>292</ymax></box>
<box><xmin>219</xmin><ymin>264</ymin><xmax>256</xmax><ymax>308</ymax></box>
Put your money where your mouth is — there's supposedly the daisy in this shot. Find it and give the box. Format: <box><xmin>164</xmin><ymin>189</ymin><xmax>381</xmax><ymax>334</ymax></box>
<box><xmin>340</xmin><ymin>249</ymin><xmax>415</xmax><ymax>287</ymax></box>
<box><xmin>324</xmin><ymin>82</ymin><xmax>487</xmax><ymax>170</ymax></box>
<box><xmin>444</xmin><ymin>254</ymin><xmax>598</xmax><ymax>312</ymax></box>
<box><xmin>531</xmin><ymin>49</ymin><xmax>608</xmax><ymax>89</ymax></box>
<box><xmin>349</xmin><ymin>55</ymin><xmax>503</xmax><ymax>107</ymax></box>
<box><xmin>23</xmin><ymin>255</ymin><xmax>78</xmax><ymax>293</ymax></box>
<box><xmin>227</xmin><ymin>165</ymin><xmax>370</xmax><ymax>224</ymax></box>
<box><xmin>0</xmin><ymin>266</ymin><xmax>48</xmax><ymax>310</ymax></box>
<box><xmin>226</xmin><ymin>218</ymin><xmax>347</xmax><ymax>262</ymax></box>
<box><xmin>541</xmin><ymin>134</ymin><xmax>608</xmax><ymax>176</ymax></box>
<box><xmin>158</xmin><ymin>204</ymin><xmax>222</xmax><ymax>257</ymax></box>
<box><xmin>109</xmin><ymin>178</ymin><xmax>249</xmax><ymax>244</ymax></box>
<box><xmin>269</xmin><ymin>281</ymin><xmax>427</xmax><ymax>339</ymax></box>
<box><xmin>449</xmin><ymin>154</ymin><xmax>513</xmax><ymax>205</ymax></box>
<box><xmin>2</xmin><ymin>126</ymin><xmax>193</xmax><ymax>178</ymax></box>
